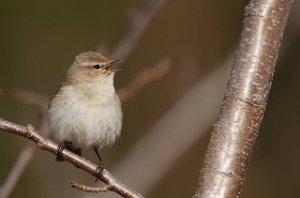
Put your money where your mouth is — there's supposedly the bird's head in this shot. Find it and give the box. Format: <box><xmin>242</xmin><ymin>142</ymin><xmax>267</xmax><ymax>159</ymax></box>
<box><xmin>66</xmin><ymin>51</ymin><xmax>122</xmax><ymax>84</ymax></box>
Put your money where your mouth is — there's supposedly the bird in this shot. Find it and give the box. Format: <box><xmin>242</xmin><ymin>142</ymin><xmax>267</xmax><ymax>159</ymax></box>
<box><xmin>48</xmin><ymin>51</ymin><xmax>123</xmax><ymax>165</ymax></box>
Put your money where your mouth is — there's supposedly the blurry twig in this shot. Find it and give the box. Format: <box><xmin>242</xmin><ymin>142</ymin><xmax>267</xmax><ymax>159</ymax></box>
<box><xmin>0</xmin><ymin>88</ymin><xmax>48</xmax><ymax>107</ymax></box>
<box><xmin>118</xmin><ymin>57</ymin><xmax>171</xmax><ymax>102</ymax></box>
<box><xmin>0</xmin><ymin>90</ymin><xmax>48</xmax><ymax>198</ymax></box>
<box><xmin>0</xmin><ymin>58</ymin><xmax>170</xmax><ymax>197</ymax></box>
<box><xmin>112</xmin><ymin>57</ymin><xmax>231</xmax><ymax>194</ymax></box>
<box><xmin>0</xmin><ymin>145</ymin><xmax>35</xmax><ymax>198</ymax></box>
<box><xmin>110</xmin><ymin>0</ymin><xmax>168</xmax><ymax>59</ymax></box>
<box><xmin>0</xmin><ymin>119</ymin><xmax>144</xmax><ymax>198</ymax></box>
<box><xmin>0</xmin><ymin>0</ymin><xmax>170</xmax><ymax>196</ymax></box>
<box><xmin>83</xmin><ymin>55</ymin><xmax>233</xmax><ymax>198</ymax></box>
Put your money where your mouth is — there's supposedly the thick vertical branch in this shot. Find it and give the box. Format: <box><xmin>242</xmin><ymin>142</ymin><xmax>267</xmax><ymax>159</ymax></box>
<box><xmin>194</xmin><ymin>0</ymin><xmax>293</xmax><ymax>197</ymax></box>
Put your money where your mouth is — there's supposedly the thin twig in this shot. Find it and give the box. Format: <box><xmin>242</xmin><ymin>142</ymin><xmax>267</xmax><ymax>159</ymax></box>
<box><xmin>110</xmin><ymin>0</ymin><xmax>168</xmax><ymax>59</ymax></box>
<box><xmin>194</xmin><ymin>0</ymin><xmax>293</xmax><ymax>197</ymax></box>
<box><xmin>0</xmin><ymin>88</ymin><xmax>48</xmax><ymax>107</ymax></box>
<box><xmin>0</xmin><ymin>57</ymin><xmax>170</xmax><ymax>197</ymax></box>
<box><xmin>0</xmin><ymin>93</ymin><xmax>49</xmax><ymax>198</ymax></box>
<box><xmin>0</xmin><ymin>118</ymin><xmax>144</xmax><ymax>198</ymax></box>
<box><xmin>118</xmin><ymin>57</ymin><xmax>171</xmax><ymax>102</ymax></box>
<box><xmin>0</xmin><ymin>0</ymin><xmax>170</xmax><ymax>195</ymax></box>
<box><xmin>70</xmin><ymin>182</ymin><xmax>111</xmax><ymax>193</ymax></box>
<box><xmin>89</xmin><ymin>56</ymin><xmax>232</xmax><ymax>198</ymax></box>
<box><xmin>0</xmin><ymin>145</ymin><xmax>35</xmax><ymax>198</ymax></box>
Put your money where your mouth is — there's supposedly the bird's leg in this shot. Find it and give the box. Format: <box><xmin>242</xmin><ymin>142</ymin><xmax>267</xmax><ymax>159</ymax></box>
<box><xmin>64</xmin><ymin>141</ymin><xmax>82</xmax><ymax>156</ymax></box>
<box><xmin>93</xmin><ymin>146</ymin><xmax>103</xmax><ymax>162</ymax></box>
<box><xmin>56</xmin><ymin>141</ymin><xmax>82</xmax><ymax>161</ymax></box>
<box><xmin>56</xmin><ymin>143</ymin><xmax>65</xmax><ymax>161</ymax></box>
<box><xmin>93</xmin><ymin>146</ymin><xmax>104</xmax><ymax>177</ymax></box>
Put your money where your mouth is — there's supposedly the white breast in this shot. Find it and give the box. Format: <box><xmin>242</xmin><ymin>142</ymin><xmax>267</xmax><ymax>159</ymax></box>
<box><xmin>48</xmin><ymin>84</ymin><xmax>122</xmax><ymax>149</ymax></box>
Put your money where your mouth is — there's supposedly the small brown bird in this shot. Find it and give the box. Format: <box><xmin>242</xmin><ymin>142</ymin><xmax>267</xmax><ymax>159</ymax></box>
<box><xmin>48</xmin><ymin>51</ymin><xmax>123</xmax><ymax>163</ymax></box>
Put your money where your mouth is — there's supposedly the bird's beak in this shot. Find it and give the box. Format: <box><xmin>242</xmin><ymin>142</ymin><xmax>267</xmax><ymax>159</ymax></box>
<box><xmin>110</xmin><ymin>59</ymin><xmax>123</xmax><ymax>65</ymax></box>
<box><xmin>106</xmin><ymin>59</ymin><xmax>123</xmax><ymax>72</ymax></box>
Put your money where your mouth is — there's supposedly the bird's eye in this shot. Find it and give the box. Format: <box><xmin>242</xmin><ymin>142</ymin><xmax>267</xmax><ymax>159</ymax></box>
<box><xmin>93</xmin><ymin>64</ymin><xmax>102</xmax><ymax>69</ymax></box>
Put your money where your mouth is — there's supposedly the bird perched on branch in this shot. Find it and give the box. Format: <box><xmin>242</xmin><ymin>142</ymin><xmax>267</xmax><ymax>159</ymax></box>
<box><xmin>48</xmin><ymin>51</ymin><xmax>123</xmax><ymax>166</ymax></box>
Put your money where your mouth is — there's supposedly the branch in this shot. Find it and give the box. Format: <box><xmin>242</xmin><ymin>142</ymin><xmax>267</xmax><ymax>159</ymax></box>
<box><xmin>0</xmin><ymin>118</ymin><xmax>144</xmax><ymax>198</ymax></box>
<box><xmin>110</xmin><ymin>0</ymin><xmax>168</xmax><ymax>59</ymax></box>
<box><xmin>0</xmin><ymin>88</ymin><xmax>48</xmax><ymax>107</ymax></box>
<box><xmin>105</xmin><ymin>56</ymin><xmax>232</xmax><ymax>197</ymax></box>
<box><xmin>0</xmin><ymin>0</ymin><xmax>170</xmax><ymax>195</ymax></box>
<box><xmin>117</xmin><ymin>57</ymin><xmax>171</xmax><ymax>102</ymax></box>
<box><xmin>0</xmin><ymin>57</ymin><xmax>170</xmax><ymax>197</ymax></box>
<box><xmin>0</xmin><ymin>145</ymin><xmax>35</xmax><ymax>198</ymax></box>
<box><xmin>70</xmin><ymin>182</ymin><xmax>111</xmax><ymax>193</ymax></box>
<box><xmin>0</xmin><ymin>90</ymin><xmax>49</xmax><ymax>198</ymax></box>
<box><xmin>194</xmin><ymin>0</ymin><xmax>293</xmax><ymax>197</ymax></box>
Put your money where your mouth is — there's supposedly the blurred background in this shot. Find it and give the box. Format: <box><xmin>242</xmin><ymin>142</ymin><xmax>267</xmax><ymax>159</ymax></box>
<box><xmin>0</xmin><ymin>0</ymin><xmax>299</xmax><ymax>197</ymax></box>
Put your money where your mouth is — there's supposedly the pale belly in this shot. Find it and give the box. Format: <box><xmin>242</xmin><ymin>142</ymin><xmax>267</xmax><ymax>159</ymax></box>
<box><xmin>49</xmin><ymin>91</ymin><xmax>122</xmax><ymax>149</ymax></box>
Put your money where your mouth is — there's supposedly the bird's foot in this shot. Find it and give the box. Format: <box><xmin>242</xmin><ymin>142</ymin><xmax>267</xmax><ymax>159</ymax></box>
<box><xmin>56</xmin><ymin>141</ymin><xmax>82</xmax><ymax>162</ymax></box>
<box><xmin>95</xmin><ymin>162</ymin><xmax>105</xmax><ymax>182</ymax></box>
<box><xmin>56</xmin><ymin>143</ymin><xmax>65</xmax><ymax>161</ymax></box>
<box><xmin>93</xmin><ymin>146</ymin><xmax>105</xmax><ymax>182</ymax></box>
<box><xmin>64</xmin><ymin>141</ymin><xmax>82</xmax><ymax>156</ymax></box>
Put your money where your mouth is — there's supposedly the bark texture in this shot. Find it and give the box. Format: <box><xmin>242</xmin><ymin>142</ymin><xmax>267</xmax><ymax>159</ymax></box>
<box><xmin>194</xmin><ymin>0</ymin><xmax>293</xmax><ymax>197</ymax></box>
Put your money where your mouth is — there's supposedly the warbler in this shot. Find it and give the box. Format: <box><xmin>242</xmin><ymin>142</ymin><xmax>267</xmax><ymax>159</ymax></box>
<box><xmin>48</xmin><ymin>51</ymin><xmax>123</xmax><ymax>163</ymax></box>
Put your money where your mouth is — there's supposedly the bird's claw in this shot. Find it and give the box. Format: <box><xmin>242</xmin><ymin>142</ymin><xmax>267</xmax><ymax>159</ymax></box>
<box><xmin>95</xmin><ymin>163</ymin><xmax>105</xmax><ymax>182</ymax></box>
<box><xmin>56</xmin><ymin>143</ymin><xmax>64</xmax><ymax>161</ymax></box>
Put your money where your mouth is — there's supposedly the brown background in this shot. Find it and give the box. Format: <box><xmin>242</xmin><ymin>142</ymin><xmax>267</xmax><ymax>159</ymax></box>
<box><xmin>0</xmin><ymin>0</ymin><xmax>300</xmax><ymax>197</ymax></box>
